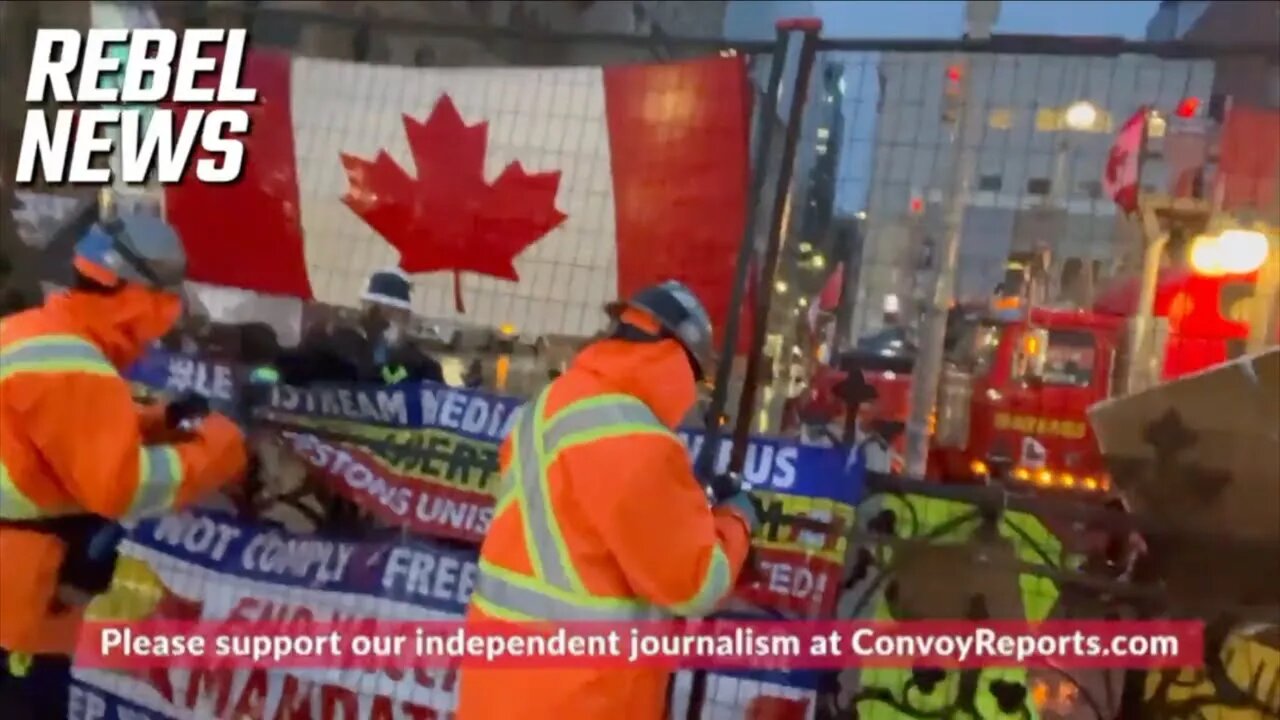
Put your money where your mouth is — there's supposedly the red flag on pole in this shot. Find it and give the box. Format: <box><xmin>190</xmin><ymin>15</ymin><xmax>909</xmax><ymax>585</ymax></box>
<box><xmin>1103</xmin><ymin>107</ymin><xmax>1148</xmax><ymax>214</ymax></box>
<box><xmin>807</xmin><ymin>262</ymin><xmax>844</xmax><ymax>333</ymax></box>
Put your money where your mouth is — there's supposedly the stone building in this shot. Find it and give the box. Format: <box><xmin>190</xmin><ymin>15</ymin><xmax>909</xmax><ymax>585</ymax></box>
<box><xmin>162</xmin><ymin>1</ymin><xmax>729</xmax><ymax>67</ymax></box>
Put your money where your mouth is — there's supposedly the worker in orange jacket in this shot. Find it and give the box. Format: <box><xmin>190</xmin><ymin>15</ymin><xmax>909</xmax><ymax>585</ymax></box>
<box><xmin>0</xmin><ymin>203</ymin><xmax>248</xmax><ymax>718</ymax></box>
<box><xmin>456</xmin><ymin>281</ymin><xmax>760</xmax><ymax>720</ymax></box>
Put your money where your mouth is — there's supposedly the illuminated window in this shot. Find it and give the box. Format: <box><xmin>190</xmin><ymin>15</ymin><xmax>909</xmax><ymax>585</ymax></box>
<box><xmin>987</xmin><ymin>107</ymin><xmax>1013</xmax><ymax>130</ymax></box>
<box><xmin>1147</xmin><ymin>113</ymin><xmax>1167</xmax><ymax>138</ymax></box>
<box><xmin>1035</xmin><ymin>108</ymin><xmax>1060</xmax><ymax>132</ymax></box>
<box><xmin>1035</xmin><ymin>106</ymin><xmax>1114</xmax><ymax>133</ymax></box>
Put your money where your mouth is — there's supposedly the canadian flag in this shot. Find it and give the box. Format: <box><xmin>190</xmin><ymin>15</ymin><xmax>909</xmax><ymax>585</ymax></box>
<box><xmin>165</xmin><ymin>50</ymin><xmax>752</xmax><ymax>344</ymax></box>
<box><xmin>1102</xmin><ymin>107</ymin><xmax>1148</xmax><ymax>214</ymax></box>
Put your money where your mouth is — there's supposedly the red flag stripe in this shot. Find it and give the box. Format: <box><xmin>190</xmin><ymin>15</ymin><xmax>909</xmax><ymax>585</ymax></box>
<box><xmin>164</xmin><ymin>49</ymin><xmax>313</xmax><ymax>299</ymax></box>
<box><xmin>602</xmin><ymin>56</ymin><xmax>753</xmax><ymax>352</ymax></box>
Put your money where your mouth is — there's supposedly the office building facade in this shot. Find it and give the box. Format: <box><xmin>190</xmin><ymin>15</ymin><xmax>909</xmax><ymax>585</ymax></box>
<box><xmin>851</xmin><ymin>46</ymin><xmax>1215</xmax><ymax>336</ymax></box>
<box><xmin>1147</xmin><ymin>0</ymin><xmax>1279</xmax><ymax>109</ymax></box>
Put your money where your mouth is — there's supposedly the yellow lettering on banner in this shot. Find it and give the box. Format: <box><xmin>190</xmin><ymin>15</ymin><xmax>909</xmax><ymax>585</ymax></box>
<box><xmin>751</xmin><ymin>491</ymin><xmax>854</xmax><ymax>564</ymax></box>
<box><xmin>994</xmin><ymin>412</ymin><xmax>1010</xmax><ymax>430</ymax></box>
<box><xmin>275</xmin><ymin>416</ymin><xmax>502</xmax><ymax>495</ymax></box>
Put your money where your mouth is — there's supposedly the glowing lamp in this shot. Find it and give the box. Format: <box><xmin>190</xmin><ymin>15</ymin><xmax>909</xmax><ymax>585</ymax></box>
<box><xmin>1063</xmin><ymin>101</ymin><xmax>1099</xmax><ymax>130</ymax></box>
<box><xmin>969</xmin><ymin>459</ymin><xmax>989</xmax><ymax>477</ymax></box>
<box><xmin>1188</xmin><ymin>229</ymin><xmax>1270</xmax><ymax>276</ymax></box>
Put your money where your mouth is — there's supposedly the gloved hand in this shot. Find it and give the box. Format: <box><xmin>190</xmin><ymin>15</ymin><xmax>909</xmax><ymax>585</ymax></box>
<box><xmin>164</xmin><ymin>392</ymin><xmax>211</xmax><ymax>430</ymax></box>
<box><xmin>185</xmin><ymin>413</ymin><xmax>250</xmax><ymax>497</ymax></box>
<box><xmin>716</xmin><ymin>489</ymin><xmax>762</xmax><ymax>536</ymax></box>
<box><xmin>707</xmin><ymin>470</ymin><xmax>745</xmax><ymax>504</ymax></box>
<box><xmin>57</xmin><ymin>520</ymin><xmax>123</xmax><ymax>598</ymax></box>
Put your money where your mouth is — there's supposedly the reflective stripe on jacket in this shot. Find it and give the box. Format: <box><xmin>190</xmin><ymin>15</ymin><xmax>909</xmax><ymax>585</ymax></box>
<box><xmin>471</xmin><ymin>388</ymin><xmax>735</xmax><ymax>622</ymax></box>
<box><xmin>0</xmin><ymin>334</ymin><xmax>185</xmax><ymax>521</ymax></box>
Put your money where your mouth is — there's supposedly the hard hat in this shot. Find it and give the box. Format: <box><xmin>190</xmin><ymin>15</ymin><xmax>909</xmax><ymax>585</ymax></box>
<box><xmin>606</xmin><ymin>280</ymin><xmax>714</xmax><ymax>380</ymax></box>
<box><xmin>72</xmin><ymin>197</ymin><xmax>186</xmax><ymax>290</ymax></box>
<box><xmin>360</xmin><ymin>267</ymin><xmax>413</xmax><ymax>310</ymax></box>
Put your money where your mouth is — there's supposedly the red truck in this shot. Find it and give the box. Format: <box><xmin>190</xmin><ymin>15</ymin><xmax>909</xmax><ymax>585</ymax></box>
<box><xmin>847</xmin><ymin>265</ymin><xmax>1266</xmax><ymax>499</ymax></box>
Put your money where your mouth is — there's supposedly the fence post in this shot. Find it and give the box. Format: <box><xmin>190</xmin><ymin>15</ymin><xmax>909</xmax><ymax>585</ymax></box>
<box><xmin>685</xmin><ymin>21</ymin><xmax>822</xmax><ymax>718</ymax></box>
<box><xmin>903</xmin><ymin>0</ymin><xmax>999</xmax><ymax>477</ymax></box>
<box><xmin>695</xmin><ymin>27</ymin><xmax>793</xmax><ymax>478</ymax></box>
<box><xmin>728</xmin><ymin>19</ymin><xmax>822</xmax><ymax>471</ymax></box>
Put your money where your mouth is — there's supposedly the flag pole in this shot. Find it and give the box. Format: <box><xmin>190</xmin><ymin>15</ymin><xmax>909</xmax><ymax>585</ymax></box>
<box><xmin>1125</xmin><ymin>106</ymin><xmax>1164</xmax><ymax>396</ymax></box>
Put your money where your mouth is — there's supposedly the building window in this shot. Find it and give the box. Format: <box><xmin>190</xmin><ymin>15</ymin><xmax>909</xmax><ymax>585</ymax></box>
<box><xmin>1035</xmin><ymin>108</ymin><xmax>1058</xmax><ymax>132</ymax></box>
<box><xmin>1147</xmin><ymin>114</ymin><xmax>1167</xmax><ymax>138</ymax></box>
<box><xmin>978</xmin><ymin>174</ymin><xmax>1003</xmax><ymax>191</ymax></box>
<box><xmin>1036</xmin><ymin>106</ymin><xmax>1113</xmax><ymax>133</ymax></box>
<box><xmin>987</xmin><ymin>107</ymin><xmax>1013</xmax><ymax>130</ymax></box>
<box><xmin>1079</xmin><ymin>180</ymin><xmax>1103</xmax><ymax>200</ymax></box>
<box><xmin>1027</xmin><ymin>178</ymin><xmax>1051</xmax><ymax>196</ymax></box>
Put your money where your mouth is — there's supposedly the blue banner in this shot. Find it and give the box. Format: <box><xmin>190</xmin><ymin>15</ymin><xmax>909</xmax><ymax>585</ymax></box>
<box><xmin>127</xmin><ymin>349</ymin><xmax>861</xmax><ymax>503</ymax></box>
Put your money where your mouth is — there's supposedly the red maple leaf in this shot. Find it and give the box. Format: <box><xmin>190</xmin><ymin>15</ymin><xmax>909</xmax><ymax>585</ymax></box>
<box><xmin>339</xmin><ymin>95</ymin><xmax>568</xmax><ymax>312</ymax></box>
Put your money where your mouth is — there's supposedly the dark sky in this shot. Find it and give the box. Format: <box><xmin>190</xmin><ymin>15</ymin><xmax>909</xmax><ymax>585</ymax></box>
<box><xmin>815</xmin><ymin>0</ymin><xmax>1161</xmax><ymax>39</ymax></box>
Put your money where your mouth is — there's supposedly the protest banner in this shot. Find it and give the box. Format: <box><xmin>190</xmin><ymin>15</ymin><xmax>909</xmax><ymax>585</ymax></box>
<box><xmin>85</xmin><ymin>350</ymin><xmax>865</xmax><ymax>718</ymax></box>
<box><xmin>71</xmin><ymin>510</ymin><xmax>822</xmax><ymax>719</ymax></box>
<box><xmin>125</xmin><ymin>350</ymin><xmax>863</xmax><ymax>616</ymax></box>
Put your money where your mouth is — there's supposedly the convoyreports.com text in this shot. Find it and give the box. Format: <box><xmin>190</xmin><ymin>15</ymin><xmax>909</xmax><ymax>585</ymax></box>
<box><xmin>81</xmin><ymin>620</ymin><xmax>1201</xmax><ymax>671</ymax></box>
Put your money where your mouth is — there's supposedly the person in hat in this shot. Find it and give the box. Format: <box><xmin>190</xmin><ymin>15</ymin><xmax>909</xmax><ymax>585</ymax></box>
<box><xmin>278</xmin><ymin>267</ymin><xmax>443</xmax><ymax>387</ymax></box>
<box><xmin>456</xmin><ymin>280</ymin><xmax>760</xmax><ymax>720</ymax></box>
<box><xmin>0</xmin><ymin>204</ymin><xmax>247</xmax><ymax>718</ymax></box>
<box><xmin>355</xmin><ymin>267</ymin><xmax>442</xmax><ymax>385</ymax></box>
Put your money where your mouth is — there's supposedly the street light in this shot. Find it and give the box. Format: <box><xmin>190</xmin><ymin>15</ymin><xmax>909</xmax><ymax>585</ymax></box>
<box><xmin>1188</xmin><ymin>229</ymin><xmax>1271</xmax><ymax>276</ymax></box>
<box><xmin>1063</xmin><ymin>100</ymin><xmax>1099</xmax><ymax>131</ymax></box>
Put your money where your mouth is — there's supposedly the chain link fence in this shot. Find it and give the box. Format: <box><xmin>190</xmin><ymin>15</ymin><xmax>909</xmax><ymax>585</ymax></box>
<box><xmin>4</xmin><ymin>3</ymin><xmax>1279</xmax><ymax>719</ymax></box>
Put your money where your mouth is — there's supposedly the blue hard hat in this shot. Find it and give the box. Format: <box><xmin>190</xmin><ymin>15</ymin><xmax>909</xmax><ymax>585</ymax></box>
<box><xmin>74</xmin><ymin>212</ymin><xmax>186</xmax><ymax>290</ymax></box>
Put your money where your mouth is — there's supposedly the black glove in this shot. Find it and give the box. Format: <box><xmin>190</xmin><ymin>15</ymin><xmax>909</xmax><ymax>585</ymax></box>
<box><xmin>707</xmin><ymin>471</ymin><xmax>763</xmax><ymax>531</ymax></box>
<box><xmin>707</xmin><ymin>470</ymin><xmax>744</xmax><ymax>504</ymax></box>
<box><xmin>56</xmin><ymin>520</ymin><xmax>123</xmax><ymax>598</ymax></box>
<box><xmin>165</xmin><ymin>392</ymin><xmax>211</xmax><ymax>429</ymax></box>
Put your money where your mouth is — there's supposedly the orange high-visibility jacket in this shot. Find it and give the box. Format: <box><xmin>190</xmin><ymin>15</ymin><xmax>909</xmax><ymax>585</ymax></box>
<box><xmin>456</xmin><ymin>336</ymin><xmax>753</xmax><ymax>720</ymax></box>
<box><xmin>0</xmin><ymin>293</ymin><xmax>248</xmax><ymax>655</ymax></box>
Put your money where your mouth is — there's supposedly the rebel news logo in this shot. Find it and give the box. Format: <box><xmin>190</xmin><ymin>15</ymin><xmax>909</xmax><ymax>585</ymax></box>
<box><xmin>16</xmin><ymin>28</ymin><xmax>255</xmax><ymax>185</ymax></box>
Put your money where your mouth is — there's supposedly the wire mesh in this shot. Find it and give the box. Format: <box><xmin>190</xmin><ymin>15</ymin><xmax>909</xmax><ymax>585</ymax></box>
<box><xmin>59</xmin><ymin>6</ymin><xmax>835</xmax><ymax>720</ymax></box>
<box><xmin>771</xmin><ymin>37</ymin><xmax>1278</xmax><ymax>720</ymax></box>
<box><xmin>156</xmin><ymin>8</ymin><xmax>760</xmax><ymax>346</ymax></box>
<box><xmin>9</xmin><ymin>5</ymin><xmax>1273</xmax><ymax>719</ymax></box>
